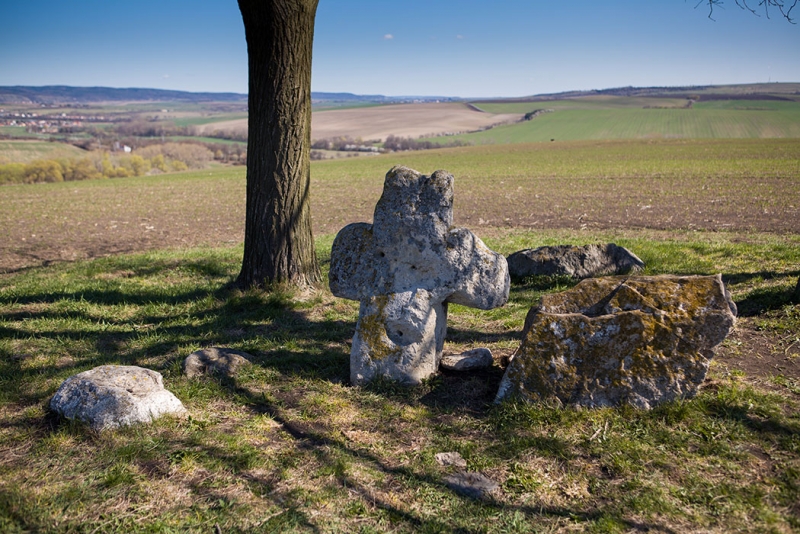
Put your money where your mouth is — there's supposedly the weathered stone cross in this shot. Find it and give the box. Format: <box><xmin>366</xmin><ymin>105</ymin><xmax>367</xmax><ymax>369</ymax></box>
<box><xmin>330</xmin><ymin>166</ymin><xmax>510</xmax><ymax>385</ymax></box>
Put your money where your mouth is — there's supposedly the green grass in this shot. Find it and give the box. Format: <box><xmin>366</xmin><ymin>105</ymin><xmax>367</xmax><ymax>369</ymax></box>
<box><xmin>474</xmin><ymin>96</ymin><xmax>692</xmax><ymax>113</ymax></box>
<box><xmin>0</xmin><ymin>228</ymin><xmax>798</xmax><ymax>532</ymax></box>
<box><xmin>165</xmin><ymin>135</ymin><xmax>246</xmax><ymax>145</ymax></box>
<box><xmin>432</xmin><ymin>106</ymin><xmax>800</xmax><ymax>144</ymax></box>
<box><xmin>0</xmin><ymin>140</ymin><xmax>88</xmax><ymax>164</ymax></box>
<box><xmin>171</xmin><ymin>114</ymin><xmax>248</xmax><ymax>128</ymax></box>
<box><xmin>0</xmin><ymin>126</ymin><xmax>32</xmax><ymax>138</ymax></box>
<box><xmin>0</xmin><ymin>137</ymin><xmax>798</xmax><ymax>530</ymax></box>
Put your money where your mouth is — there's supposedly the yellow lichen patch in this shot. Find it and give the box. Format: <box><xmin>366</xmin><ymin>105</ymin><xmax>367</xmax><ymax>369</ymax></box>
<box><xmin>356</xmin><ymin>295</ymin><xmax>399</xmax><ymax>362</ymax></box>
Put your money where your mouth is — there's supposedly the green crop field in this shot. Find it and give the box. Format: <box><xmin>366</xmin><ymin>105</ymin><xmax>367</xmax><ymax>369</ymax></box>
<box><xmin>171</xmin><ymin>114</ymin><xmax>248</xmax><ymax>128</ymax></box>
<box><xmin>432</xmin><ymin>106</ymin><xmax>800</xmax><ymax>144</ymax></box>
<box><xmin>165</xmin><ymin>135</ymin><xmax>246</xmax><ymax>145</ymax></box>
<box><xmin>0</xmin><ymin>140</ymin><xmax>87</xmax><ymax>164</ymax></box>
<box><xmin>0</xmin><ymin>126</ymin><xmax>31</xmax><ymax>138</ymax></box>
<box><xmin>454</xmin><ymin>94</ymin><xmax>800</xmax><ymax>144</ymax></box>
<box><xmin>2</xmin><ymin>138</ymin><xmax>798</xmax><ymax>273</ymax></box>
<box><xmin>474</xmin><ymin>96</ymin><xmax>692</xmax><ymax>113</ymax></box>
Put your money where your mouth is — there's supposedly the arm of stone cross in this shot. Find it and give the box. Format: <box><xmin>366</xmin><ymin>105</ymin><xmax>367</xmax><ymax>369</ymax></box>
<box><xmin>329</xmin><ymin>222</ymin><xmax>379</xmax><ymax>301</ymax></box>
<box><xmin>445</xmin><ymin>227</ymin><xmax>510</xmax><ymax>310</ymax></box>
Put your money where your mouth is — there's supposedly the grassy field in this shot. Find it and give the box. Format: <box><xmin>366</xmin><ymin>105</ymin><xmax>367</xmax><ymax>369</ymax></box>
<box><xmin>165</xmin><ymin>135</ymin><xmax>247</xmax><ymax>146</ymax></box>
<box><xmin>1</xmin><ymin>138</ymin><xmax>799</xmax><ymax>532</ymax></box>
<box><xmin>0</xmin><ymin>231</ymin><xmax>798</xmax><ymax>532</ymax></box>
<box><xmin>0</xmin><ymin>140</ymin><xmax>88</xmax><ymax>164</ymax></box>
<box><xmin>172</xmin><ymin>114</ymin><xmax>249</xmax><ymax>128</ymax></box>
<box><xmin>0</xmin><ymin>126</ymin><xmax>33</xmax><ymax>138</ymax></box>
<box><xmin>1</xmin><ymin>139</ymin><xmax>798</xmax><ymax>273</ymax></box>
<box><xmin>431</xmin><ymin>104</ymin><xmax>800</xmax><ymax>144</ymax></box>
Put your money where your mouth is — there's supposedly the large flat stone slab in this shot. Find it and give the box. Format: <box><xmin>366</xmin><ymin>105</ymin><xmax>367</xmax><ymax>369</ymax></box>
<box><xmin>496</xmin><ymin>275</ymin><xmax>737</xmax><ymax>409</ymax></box>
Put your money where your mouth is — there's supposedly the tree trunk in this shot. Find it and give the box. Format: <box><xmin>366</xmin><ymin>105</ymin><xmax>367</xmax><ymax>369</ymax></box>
<box><xmin>236</xmin><ymin>0</ymin><xmax>321</xmax><ymax>289</ymax></box>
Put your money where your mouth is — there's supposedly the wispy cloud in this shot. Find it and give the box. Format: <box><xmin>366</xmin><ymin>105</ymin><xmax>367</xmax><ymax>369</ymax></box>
<box><xmin>383</xmin><ymin>34</ymin><xmax>394</xmax><ymax>40</ymax></box>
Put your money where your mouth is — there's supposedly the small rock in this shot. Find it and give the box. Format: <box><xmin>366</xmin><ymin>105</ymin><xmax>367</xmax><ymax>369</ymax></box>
<box><xmin>507</xmin><ymin>243</ymin><xmax>644</xmax><ymax>280</ymax></box>
<box><xmin>435</xmin><ymin>451</ymin><xmax>467</xmax><ymax>468</ymax></box>
<box><xmin>50</xmin><ymin>365</ymin><xmax>186</xmax><ymax>431</ymax></box>
<box><xmin>443</xmin><ymin>471</ymin><xmax>500</xmax><ymax>500</ymax></box>
<box><xmin>184</xmin><ymin>347</ymin><xmax>253</xmax><ymax>378</ymax></box>
<box><xmin>440</xmin><ymin>348</ymin><xmax>493</xmax><ymax>371</ymax></box>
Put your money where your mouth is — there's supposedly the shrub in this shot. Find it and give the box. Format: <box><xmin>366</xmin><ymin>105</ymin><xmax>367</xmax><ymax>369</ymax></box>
<box><xmin>62</xmin><ymin>158</ymin><xmax>103</xmax><ymax>181</ymax></box>
<box><xmin>24</xmin><ymin>160</ymin><xmax>64</xmax><ymax>183</ymax></box>
<box><xmin>0</xmin><ymin>163</ymin><xmax>26</xmax><ymax>184</ymax></box>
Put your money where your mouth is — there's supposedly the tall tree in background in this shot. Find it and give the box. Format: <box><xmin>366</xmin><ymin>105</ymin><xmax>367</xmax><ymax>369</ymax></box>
<box><xmin>236</xmin><ymin>0</ymin><xmax>321</xmax><ymax>289</ymax></box>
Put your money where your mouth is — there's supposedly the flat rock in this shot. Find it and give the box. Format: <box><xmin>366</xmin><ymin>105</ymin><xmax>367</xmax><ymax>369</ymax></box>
<box><xmin>507</xmin><ymin>243</ymin><xmax>644</xmax><ymax>280</ymax></box>
<box><xmin>330</xmin><ymin>166</ymin><xmax>509</xmax><ymax>385</ymax></box>
<box><xmin>443</xmin><ymin>472</ymin><xmax>500</xmax><ymax>500</ymax></box>
<box><xmin>50</xmin><ymin>365</ymin><xmax>186</xmax><ymax>431</ymax></box>
<box><xmin>496</xmin><ymin>275</ymin><xmax>737</xmax><ymax>409</ymax></box>
<box><xmin>184</xmin><ymin>347</ymin><xmax>253</xmax><ymax>378</ymax></box>
<box><xmin>435</xmin><ymin>451</ymin><xmax>467</xmax><ymax>468</ymax></box>
<box><xmin>440</xmin><ymin>348</ymin><xmax>493</xmax><ymax>371</ymax></box>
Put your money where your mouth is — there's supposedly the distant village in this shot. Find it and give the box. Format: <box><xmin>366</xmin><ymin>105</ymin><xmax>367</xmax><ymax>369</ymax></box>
<box><xmin>0</xmin><ymin>109</ymin><xmax>108</xmax><ymax>135</ymax></box>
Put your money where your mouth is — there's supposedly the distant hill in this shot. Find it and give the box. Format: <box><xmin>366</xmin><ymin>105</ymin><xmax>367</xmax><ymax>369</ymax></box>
<box><xmin>0</xmin><ymin>86</ymin><xmax>248</xmax><ymax>104</ymax></box>
<box><xmin>476</xmin><ymin>83</ymin><xmax>800</xmax><ymax>104</ymax></box>
<box><xmin>0</xmin><ymin>86</ymin><xmax>457</xmax><ymax>105</ymax></box>
<box><xmin>2</xmin><ymin>83</ymin><xmax>797</xmax><ymax>106</ymax></box>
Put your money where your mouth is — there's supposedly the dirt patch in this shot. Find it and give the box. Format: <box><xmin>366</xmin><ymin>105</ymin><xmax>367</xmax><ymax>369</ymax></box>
<box><xmin>714</xmin><ymin>316</ymin><xmax>800</xmax><ymax>391</ymax></box>
<box><xmin>198</xmin><ymin>103</ymin><xmax>523</xmax><ymax>142</ymax></box>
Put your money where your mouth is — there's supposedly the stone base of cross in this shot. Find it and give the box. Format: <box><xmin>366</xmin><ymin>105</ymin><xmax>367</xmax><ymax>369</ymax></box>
<box><xmin>330</xmin><ymin>166</ymin><xmax>510</xmax><ymax>385</ymax></box>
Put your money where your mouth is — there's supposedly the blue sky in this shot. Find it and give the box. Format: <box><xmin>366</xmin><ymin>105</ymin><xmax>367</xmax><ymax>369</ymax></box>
<box><xmin>1</xmin><ymin>0</ymin><xmax>798</xmax><ymax>98</ymax></box>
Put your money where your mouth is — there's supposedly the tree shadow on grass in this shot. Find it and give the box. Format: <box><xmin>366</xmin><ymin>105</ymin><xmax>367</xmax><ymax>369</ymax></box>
<box><xmin>0</xmin><ymin>264</ymin><xmax>354</xmax><ymax>408</ymax></box>
<box><xmin>724</xmin><ymin>270</ymin><xmax>800</xmax><ymax>316</ymax></box>
<box><xmin>4</xmin><ymin>258</ymin><xmax>795</xmax><ymax>531</ymax></box>
<box><xmin>185</xmin><ymin>374</ymin><xmax>681</xmax><ymax>533</ymax></box>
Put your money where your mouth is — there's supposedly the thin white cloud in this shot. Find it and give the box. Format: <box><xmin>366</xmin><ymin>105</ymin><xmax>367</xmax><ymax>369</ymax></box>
<box><xmin>383</xmin><ymin>34</ymin><xmax>394</xmax><ymax>40</ymax></box>
<box><xmin>456</xmin><ymin>35</ymin><xmax>464</xmax><ymax>39</ymax></box>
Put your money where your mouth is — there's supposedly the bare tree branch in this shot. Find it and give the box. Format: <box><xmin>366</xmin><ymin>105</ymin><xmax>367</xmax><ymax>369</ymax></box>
<box><xmin>694</xmin><ymin>0</ymin><xmax>797</xmax><ymax>22</ymax></box>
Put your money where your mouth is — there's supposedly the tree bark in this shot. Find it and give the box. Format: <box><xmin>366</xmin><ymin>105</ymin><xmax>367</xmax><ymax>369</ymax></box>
<box><xmin>236</xmin><ymin>0</ymin><xmax>321</xmax><ymax>289</ymax></box>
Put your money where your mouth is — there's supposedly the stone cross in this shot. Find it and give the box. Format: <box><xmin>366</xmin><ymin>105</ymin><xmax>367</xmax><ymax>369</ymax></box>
<box><xmin>329</xmin><ymin>166</ymin><xmax>510</xmax><ymax>385</ymax></box>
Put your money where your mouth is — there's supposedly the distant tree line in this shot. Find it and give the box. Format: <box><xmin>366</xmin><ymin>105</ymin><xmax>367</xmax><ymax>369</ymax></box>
<box><xmin>382</xmin><ymin>135</ymin><xmax>469</xmax><ymax>151</ymax></box>
<box><xmin>310</xmin><ymin>134</ymin><xmax>470</xmax><ymax>155</ymax></box>
<box><xmin>311</xmin><ymin>136</ymin><xmax>376</xmax><ymax>151</ymax></box>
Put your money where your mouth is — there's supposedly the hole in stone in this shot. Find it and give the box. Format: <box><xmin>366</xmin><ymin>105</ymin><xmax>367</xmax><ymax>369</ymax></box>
<box><xmin>397</xmin><ymin>331</ymin><xmax>403</xmax><ymax>337</ymax></box>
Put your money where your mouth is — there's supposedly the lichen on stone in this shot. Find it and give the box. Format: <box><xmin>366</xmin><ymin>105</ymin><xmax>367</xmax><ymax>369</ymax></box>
<box><xmin>498</xmin><ymin>274</ymin><xmax>737</xmax><ymax>409</ymax></box>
